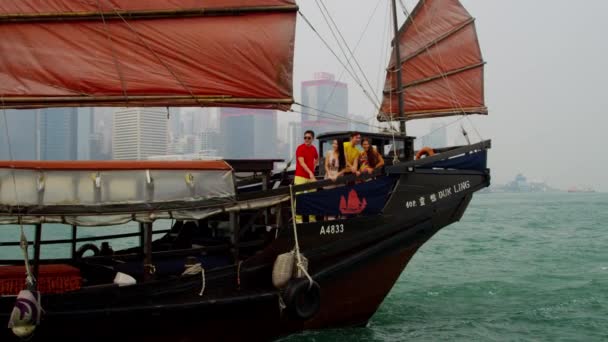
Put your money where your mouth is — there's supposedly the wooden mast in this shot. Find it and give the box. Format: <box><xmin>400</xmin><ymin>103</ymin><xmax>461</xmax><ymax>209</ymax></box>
<box><xmin>391</xmin><ymin>0</ymin><xmax>406</xmax><ymax>134</ymax></box>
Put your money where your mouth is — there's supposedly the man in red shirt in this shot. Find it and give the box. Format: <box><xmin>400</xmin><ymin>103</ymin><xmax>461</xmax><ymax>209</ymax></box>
<box><xmin>295</xmin><ymin>130</ymin><xmax>318</xmax><ymax>223</ymax></box>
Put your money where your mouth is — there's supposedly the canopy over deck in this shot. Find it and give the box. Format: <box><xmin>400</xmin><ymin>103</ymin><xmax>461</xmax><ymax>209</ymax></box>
<box><xmin>0</xmin><ymin>160</ymin><xmax>241</xmax><ymax>224</ymax></box>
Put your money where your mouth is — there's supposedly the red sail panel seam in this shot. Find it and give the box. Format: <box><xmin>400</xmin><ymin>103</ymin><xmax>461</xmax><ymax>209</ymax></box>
<box><xmin>386</xmin><ymin>62</ymin><xmax>485</xmax><ymax>93</ymax></box>
<box><xmin>390</xmin><ymin>18</ymin><xmax>475</xmax><ymax>71</ymax></box>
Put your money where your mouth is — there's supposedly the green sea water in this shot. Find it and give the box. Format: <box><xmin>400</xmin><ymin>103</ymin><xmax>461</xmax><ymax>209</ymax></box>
<box><xmin>281</xmin><ymin>192</ymin><xmax>608</xmax><ymax>341</ymax></box>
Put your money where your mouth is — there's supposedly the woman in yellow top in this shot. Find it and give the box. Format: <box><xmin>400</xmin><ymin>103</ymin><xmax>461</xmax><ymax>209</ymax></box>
<box><xmin>358</xmin><ymin>138</ymin><xmax>384</xmax><ymax>174</ymax></box>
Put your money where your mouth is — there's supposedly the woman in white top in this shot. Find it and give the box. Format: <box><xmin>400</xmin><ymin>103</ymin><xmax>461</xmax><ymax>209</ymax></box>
<box><xmin>324</xmin><ymin>139</ymin><xmax>346</xmax><ymax>182</ymax></box>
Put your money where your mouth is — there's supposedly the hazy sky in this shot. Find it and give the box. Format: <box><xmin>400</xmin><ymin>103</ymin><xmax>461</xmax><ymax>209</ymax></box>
<box><xmin>288</xmin><ymin>0</ymin><xmax>608</xmax><ymax>191</ymax></box>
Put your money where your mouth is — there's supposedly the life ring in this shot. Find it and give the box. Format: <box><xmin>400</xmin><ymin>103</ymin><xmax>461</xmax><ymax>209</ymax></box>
<box><xmin>415</xmin><ymin>146</ymin><xmax>435</xmax><ymax>160</ymax></box>
<box><xmin>75</xmin><ymin>243</ymin><xmax>100</xmax><ymax>259</ymax></box>
<box><xmin>282</xmin><ymin>278</ymin><xmax>321</xmax><ymax>320</ymax></box>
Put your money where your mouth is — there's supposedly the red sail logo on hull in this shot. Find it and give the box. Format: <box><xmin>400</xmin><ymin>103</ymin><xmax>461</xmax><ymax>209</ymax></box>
<box><xmin>340</xmin><ymin>190</ymin><xmax>367</xmax><ymax>215</ymax></box>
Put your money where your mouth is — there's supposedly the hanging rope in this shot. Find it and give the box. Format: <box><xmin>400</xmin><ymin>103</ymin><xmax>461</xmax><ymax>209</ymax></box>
<box><xmin>20</xmin><ymin>229</ymin><xmax>36</xmax><ymax>289</ymax></box>
<box><xmin>1</xmin><ymin>98</ymin><xmax>36</xmax><ymax>289</ymax></box>
<box><xmin>288</xmin><ymin>185</ymin><xmax>313</xmax><ymax>287</ymax></box>
<box><xmin>182</xmin><ymin>263</ymin><xmax>206</xmax><ymax>296</ymax></box>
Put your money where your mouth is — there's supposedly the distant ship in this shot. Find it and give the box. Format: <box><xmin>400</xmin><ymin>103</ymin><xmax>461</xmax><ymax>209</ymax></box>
<box><xmin>568</xmin><ymin>187</ymin><xmax>596</xmax><ymax>193</ymax></box>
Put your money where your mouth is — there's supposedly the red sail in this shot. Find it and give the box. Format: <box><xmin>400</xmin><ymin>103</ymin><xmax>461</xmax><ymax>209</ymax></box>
<box><xmin>379</xmin><ymin>0</ymin><xmax>487</xmax><ymax>121</ymax></box>
<box><xmin>0</xmin><ymin>1</ymin><xmax>297</xmax><ymax>110</ymax></box>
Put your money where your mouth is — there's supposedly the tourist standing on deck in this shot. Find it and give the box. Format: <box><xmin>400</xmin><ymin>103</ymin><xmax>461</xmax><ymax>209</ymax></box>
<box><xmin>324</xmin><ymin>139</ymin><xmax>346</xmax><ymax>182</ymax></box>
<box><xmin>295</xmin><ymin>130</ymin><xmax>318</xmax><ymax>223</ymax></box>
<box><xmin>343</xmin><ymin>132</ymin><xmax>362</xmax><ymax>174</ymax></box>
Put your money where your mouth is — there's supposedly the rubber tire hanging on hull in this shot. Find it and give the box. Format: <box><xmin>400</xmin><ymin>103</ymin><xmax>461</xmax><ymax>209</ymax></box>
<box><xmin>282</xmin><ymin>278</ymin><xmax>321</xmax><ymax>320</ymax></box>
<box><xmin>75</xmin><ymin>243</ymin><xmax>100</xmax><ymax>259</ymax></box>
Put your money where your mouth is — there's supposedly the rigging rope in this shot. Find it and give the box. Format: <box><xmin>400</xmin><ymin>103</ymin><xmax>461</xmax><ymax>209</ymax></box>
<box><xmin>313</xmin><ymin>0</ymin><xmax>381</xmax><ymax>108</ymax></box>
<box><xmin>291</xmin><ymin>102</ymin><xmax>386</xmax><ymax>131</ymax></box>
<box><xmin>298</xmin><ymin>10</ymin><xmax>380</xmax><ymax>110</ymax></box>
<box><xmin>317</xmin><ymin>0</ymin><xmax>383</xmax><ymax>118</ymax></box>
<box><xmin>416</xmin><ymin>115</ymin><xmax>467</xmax><ymax>141</ymax></box>
<box><xmin>290</xmin><ymin>108</ymin><xmax>389</xmax><ymax>132</ymax></box>
<box><xmin>99</xmin><ymin>0</ymin><xmax>203</xmax><ymax>108</ymax></box>
<box><xmin>96</xmin><ymin>0</ymin><xmax>129</xmax><ymax>103</ymax></box>
<box><xmin>0</xmin><ymin>98</ymin><xmax>36</xmax><ymax>289</ymax></box>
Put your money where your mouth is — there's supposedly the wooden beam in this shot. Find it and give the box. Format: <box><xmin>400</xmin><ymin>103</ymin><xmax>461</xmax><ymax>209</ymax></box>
<box><xmin>0</xmin><ymin>96</ymin><xmax>293</xmax><ymax>110</ymax></box>
<box><xmin>386</xmin><ymin>62</ymin><xmax>486</xmax><ymax>92</ymax></box>
<box><xmin>0</xmin><ymin>5</ymin><xmax>299</xmax><ymax>23</ymax></box>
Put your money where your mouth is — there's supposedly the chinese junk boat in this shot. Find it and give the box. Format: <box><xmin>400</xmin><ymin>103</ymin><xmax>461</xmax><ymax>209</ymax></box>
<box><xmin>0</xmin><ymin>0</ymin><xmax>490</xmax><ymax>340</ymax></box>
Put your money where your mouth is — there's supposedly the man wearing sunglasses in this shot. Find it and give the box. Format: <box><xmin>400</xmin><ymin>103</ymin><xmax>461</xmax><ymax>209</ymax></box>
<box><xmin>294</xmin><ymin>130</ymin><xmax>318</xmax><ymax>223</ymax></box>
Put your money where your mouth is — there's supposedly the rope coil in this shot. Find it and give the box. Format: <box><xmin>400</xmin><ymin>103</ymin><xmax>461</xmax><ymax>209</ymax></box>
<box><xmin>182</xmin><ymin>263</ymin><xmax>206</xmax><ymax>296</ymax></box>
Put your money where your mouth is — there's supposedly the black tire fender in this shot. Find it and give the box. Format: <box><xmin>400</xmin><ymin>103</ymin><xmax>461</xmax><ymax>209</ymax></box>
<box><xmin>75</xmin><ymin>243</ymin><xmax>100</xmax><ymax>259</ymax></box>
<box><xmin>282</xmin><ymin>278</ymin><xmax>321</xmax><ymax>320</ymax></box>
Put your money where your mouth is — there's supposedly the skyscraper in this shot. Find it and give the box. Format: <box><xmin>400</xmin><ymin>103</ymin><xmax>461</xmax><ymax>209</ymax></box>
<box><xmin>39</xmin><ymin>108</ymin><xmax>78</xmax><ymax>160</ymax></box>
<box><xmin>301</xmin><ymin>72</ymin><xmax>349</xmax><ymax>136</ymax></box>
<box><xmin>0</xmin><ymin>109</ymin><xmax>39</xmax><ymax>160</ymax></box>
<box><xmin>220</xmin><ymin>108</ymin><xmax>277</xmax><ymax>159</ymax></box>
<box><xmin>200</xmin><ymin>130</ymin><xmax>221</xmax><ymax>157</ymax></box>
<box><xmin>113</xmin><ymin>108</ymin><xmax>168</xmax><ymax>160</ymax></box>
<box><xmin>93</xmin><ymin>108</ymin><xmax>113</xmax><ymax>160</ymax></box>
<box><xmin>77</xmin><ymin>108</ymin><xmax>94</xmax><ymax>160</ymax></box>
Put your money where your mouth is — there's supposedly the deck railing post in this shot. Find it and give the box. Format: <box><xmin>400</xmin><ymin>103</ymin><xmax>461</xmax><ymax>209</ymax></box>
<box><xmin>230</xmin><ymin>212</ymin><xmax>240</xmax><ymax>264</ymax></box>
<box><xmin>71</xmin><ymin>225</ymin><xmax>77</xmax><ymax>259</ymax></box>
<box><xmin>33</xmin><ymin>223</ymin><xmax>42</xmax><ymax>282</ymax></box>
<box><xmin>139</xmin><ymin>222</ymin><xmax>145</xmax><ymax>255</ymax></box>
<box><xmin>262</xmin><ymin>171</ymin><xmax>270</xmax><ymax>225</ymax></box>
<box><xmin>143</xmin><ymin>222</ymin><xmax>154</xmax><ymax>282</ymax></box>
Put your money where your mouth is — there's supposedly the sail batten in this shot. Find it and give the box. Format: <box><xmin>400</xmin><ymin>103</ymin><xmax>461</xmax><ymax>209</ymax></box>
<box><xmin>0</xmin><ymin>0</ymin><xmax>297</xmax><ymax>110</ymax></box>
<box><xmin>388</xmin><ymin>62</ymin><xmax>486</xmax><ymax>91</ymax></box>
<box><xmin>397</xmin><ymin>18</ymin><xmax>475</xmax><ymax>67</ymax></box>
<box><xmin>0</xmin><ymin>5</ymin><xmax>299</xmax><ymax>23</ymax></box>
<box><xmin>379</xmin><ymin>0</ymin><xmax>486</xmax><ymax>121</ymax></box>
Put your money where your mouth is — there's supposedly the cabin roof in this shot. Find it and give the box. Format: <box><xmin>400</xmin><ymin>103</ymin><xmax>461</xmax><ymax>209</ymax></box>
<box><xmin>316</xmin><ymin>131</ymin><xmax>415</xmax><ymax>141</ymax></box>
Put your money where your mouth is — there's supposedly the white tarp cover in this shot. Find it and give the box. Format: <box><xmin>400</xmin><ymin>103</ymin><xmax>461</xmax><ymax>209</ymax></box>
<box><xmin>0</xmin><ymin>166</ymin><xmax>235</xmax><ymax>215</ymax></box>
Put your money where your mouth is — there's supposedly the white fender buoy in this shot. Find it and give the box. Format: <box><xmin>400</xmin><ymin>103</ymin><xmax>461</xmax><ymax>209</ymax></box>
<box><xmin>8</xmin><ymin>289</ymin><xmax>42</xmax><ymax>338</ymax></box>
<box><xmin>272</xmin><ymin>251</ymin><xmax>295</xmax><ymax>289</ymax></box>
<box><xmin>113</xmin><ymin>272</ymin><xmax>137</xmax><ymax>286</ymax></box>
